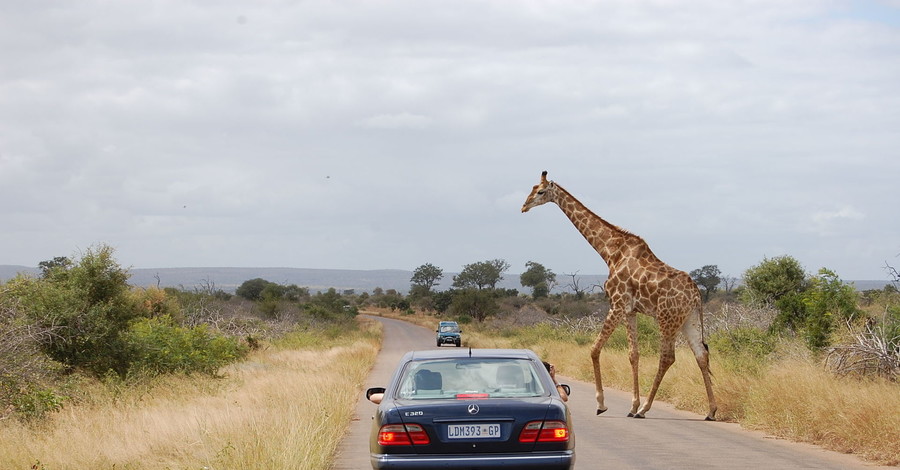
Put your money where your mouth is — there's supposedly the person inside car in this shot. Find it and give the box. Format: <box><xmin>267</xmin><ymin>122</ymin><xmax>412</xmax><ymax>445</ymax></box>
<box><xmin>543</xmin><ymin>361</ymin><xmax>569</xmax><ymax>402</ymax></box>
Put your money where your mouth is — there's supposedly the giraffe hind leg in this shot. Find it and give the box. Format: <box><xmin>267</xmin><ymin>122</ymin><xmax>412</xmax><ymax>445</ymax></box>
<box><xmin>682</xmin><ymin>312</ymin><xmax>718</xmax><ymax>421</ymax></box>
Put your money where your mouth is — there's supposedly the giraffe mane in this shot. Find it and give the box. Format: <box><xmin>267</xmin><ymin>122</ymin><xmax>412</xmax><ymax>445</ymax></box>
<box><xmin>554</xmin><ymin>183</ymin><xmax>659</xmax><ymax>260</ymax></box>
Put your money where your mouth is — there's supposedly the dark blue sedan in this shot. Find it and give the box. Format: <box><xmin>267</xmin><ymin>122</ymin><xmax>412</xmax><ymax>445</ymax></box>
<box><xmin>366</xmin><ymin>349</ymin><xmax>575</xmax><ymax>470</ymax></box>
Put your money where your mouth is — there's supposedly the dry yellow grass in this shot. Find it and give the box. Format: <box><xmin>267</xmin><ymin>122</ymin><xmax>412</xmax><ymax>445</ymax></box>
<box><xmin>505</xmin><ymin>337</ymin><xmax>900</xmax><ymax>466</ymax></box>
<box><xmin>0</xmin><ymin>319</ymin><xmax>382</xmax><ymax>470</ymax></box>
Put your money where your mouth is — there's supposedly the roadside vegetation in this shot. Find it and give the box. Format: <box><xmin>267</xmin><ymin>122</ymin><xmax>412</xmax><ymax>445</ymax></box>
<box><xmin>2</xmin><ymin>247</ymin><xmax>898</xmax><ymax>467</ymax></box>
<box><xmin>0</xmin><ymin>244</ymin><xmax>380</xmax><ymax>469</ymax></box>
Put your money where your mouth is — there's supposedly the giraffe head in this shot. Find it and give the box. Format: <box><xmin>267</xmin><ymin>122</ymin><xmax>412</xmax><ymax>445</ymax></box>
<box><xmin>521</xmin><ymin>170</ymin><xmax>556</xmax><ymax>213</ymax></box>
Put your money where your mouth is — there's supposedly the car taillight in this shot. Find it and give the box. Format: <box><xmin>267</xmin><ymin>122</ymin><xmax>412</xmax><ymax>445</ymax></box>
<box><xmin>518</xmin><ymin>420</ymin><xmax>569</xmax><ymax>443</ymax></box>
<box><xmin>377</xmin><ymin>424</ymin><xmax>431</xmax><ymax>445</ymax></box>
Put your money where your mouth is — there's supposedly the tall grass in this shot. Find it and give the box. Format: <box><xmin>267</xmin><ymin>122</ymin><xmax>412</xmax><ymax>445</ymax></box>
<box><xmin>0</xmin><ymin>319</ymin><xmax>382</xmax><ymax>470</ymax></box>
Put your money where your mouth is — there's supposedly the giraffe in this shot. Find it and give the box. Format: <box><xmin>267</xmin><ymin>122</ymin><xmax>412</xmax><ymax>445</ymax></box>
<box><xmin>521</xmin><ymin>171</ymin><xmax>717</xmax><ymax>421</ymax></box>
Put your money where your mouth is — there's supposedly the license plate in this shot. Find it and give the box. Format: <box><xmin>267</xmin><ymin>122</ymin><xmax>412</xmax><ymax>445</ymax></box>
<box><xmin>447</xmin><ymin>423</ymin><xmax>501</xmax><ymax>439</ymax></box>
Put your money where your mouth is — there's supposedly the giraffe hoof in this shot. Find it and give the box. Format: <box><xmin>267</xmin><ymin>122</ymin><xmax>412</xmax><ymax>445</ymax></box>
<box><xmin>633</xmin><ymin>414</ymin><xmax>645</xmax><ymax>419</ymax></box>
<box><xmin>626</xmin><ymin>412</ymin><xmax>634</xmax><ymax>418</ymax></box>
<box><xmin>596</xmin><ymin>408</ymin><xmax>607</xmax><ymax>415</ymax></box>
<box><xmin>705</xmin><ymin>416</ymin><xmax>716</xmax><ymax>422</ymax></box>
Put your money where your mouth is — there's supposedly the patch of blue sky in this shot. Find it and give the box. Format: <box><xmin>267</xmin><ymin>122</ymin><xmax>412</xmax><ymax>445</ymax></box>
<box><xmin>833</xmin><ymin>0</ymin><xmax>900</xmax><ymax>27</ymax></box>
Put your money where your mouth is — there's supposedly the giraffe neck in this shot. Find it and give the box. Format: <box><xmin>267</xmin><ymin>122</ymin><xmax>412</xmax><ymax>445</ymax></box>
<box><xmin>551</xmin><ymin>184</ymin><xmax>637</xmax><ymax>269</ymax></box>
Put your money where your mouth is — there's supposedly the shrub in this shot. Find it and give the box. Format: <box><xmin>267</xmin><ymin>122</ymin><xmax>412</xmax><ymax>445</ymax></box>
<box><xmin>12</xmin><ymin>245</ymin><xmax>141</xmax><ymax>375</ymax></box>
<box><xmin>603</xmin><ymin>314</ymin><xmax>660</xmax><ymax>354</ymax></box>
<box><xmin>449</xmin><ymin>288</ymin><xmax>499</xmax><ymax>322</ymax></box>
<box><xmin>123</xmin><ymin>315</ymin><xmax>248</xmax><ymax>376</ymax></box>
<box><xmin>826</xmin><ymin>309</ymin><xmax>900</xmax><ymax>380</ymax></box>
<box><xmin>12</xmin><ymin>387</ymin><xmax>65</xmax><ymax>420</ymax></box>
<box><xmin>742</xmin><ymin>255</ymin><xmax>807</xmax><ymax>306</ymax></box>
<box><xmin>548</xmin><ymin>314</ymin><xmax>658</xmax><ymax>352</ymax></box>
<box><xmin>129</xmin><ymin>287</ymin><xmax>181</xmax><ymax>320</ymax></box>
<box><xmin>0</xmin><ymin>295</ymin><xmax>64</xmax><ymax>420</ymax></box>
<box><xmin>801</xmin><ymin>269</ymin><xmax>860</xmax><ymax>350</ymax></box>
<box><xmin>708</xmin><ymin>327</ymin><xmax>778</xmax><ymax>374</ymax></box>
<box><xmin>236</xmin><ymin>278</ymin><xmax>272</xmax><ymax>301</ymax></box>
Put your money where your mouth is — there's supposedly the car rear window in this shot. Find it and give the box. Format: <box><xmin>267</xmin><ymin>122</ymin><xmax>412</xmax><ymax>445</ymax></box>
<box><xmin>396</xmin><ymin>358</ymin><xmax>548</xmax><ymax>399</ymax></box>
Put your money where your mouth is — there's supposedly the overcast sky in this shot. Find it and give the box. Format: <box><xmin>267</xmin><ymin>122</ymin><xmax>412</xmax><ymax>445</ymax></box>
<box><xmin>1</xmin><ymin>0</ymin><xmax>898</xmax><ymax>282</ymax></box>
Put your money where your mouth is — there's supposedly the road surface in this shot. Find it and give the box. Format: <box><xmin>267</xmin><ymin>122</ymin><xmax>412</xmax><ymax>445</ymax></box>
<box><xmin>332</xmin><ymin>315</ymin><xmax>892</xmax><ymax>469</ymax></box>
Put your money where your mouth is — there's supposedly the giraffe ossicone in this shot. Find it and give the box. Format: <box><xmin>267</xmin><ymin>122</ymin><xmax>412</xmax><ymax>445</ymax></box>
<box><xmin>522</xmin><ymin>170</ymin><xmax>717</xmax><ymax>421</ymax></box>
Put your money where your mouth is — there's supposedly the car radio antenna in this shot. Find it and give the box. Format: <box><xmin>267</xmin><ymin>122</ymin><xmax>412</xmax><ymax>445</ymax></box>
<box><xmin>468</xmin><ymin>347</ymin><xmax>472</xmax><ymax>357</ymax></box>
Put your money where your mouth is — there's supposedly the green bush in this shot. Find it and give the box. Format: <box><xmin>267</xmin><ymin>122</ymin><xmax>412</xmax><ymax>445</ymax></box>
<box><xmin>801</xmin><ymin>268</ymin><xmax>860</xmax><ymax>350</ymax></box>
<box><xmin>708</xmin><ymin>326</ymin><xmax>777</xmax><ymax>374</ymax></box>
<box><xmin>604</xmin><ymin>315</ymin><xmax>660</xmax><ymax>355</ymax></box>
<box><xmin>10</xmin><ymin>245</ymin><xmax>141</xmax><ymax>375</ymax></box>
<box><xmin>449</xmin><ymin>288</ymin><xmax>499</xmax><ymax>322</ymax></box>
<box><xmin>13</xmin><ymin>387</ymin><xmax>65</xmax><ymax>420</ymax></box>
<box><xmin>123</xmin><ymin>316</ymin><xmax>247</xmax><ymax>376</ymax></box>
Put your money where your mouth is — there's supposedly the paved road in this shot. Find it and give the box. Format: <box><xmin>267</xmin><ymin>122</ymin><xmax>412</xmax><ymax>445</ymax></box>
<box><xmin>332</xmin><ymin>315</ymin><xmax>892</xmax><ymax>470</ymax></box>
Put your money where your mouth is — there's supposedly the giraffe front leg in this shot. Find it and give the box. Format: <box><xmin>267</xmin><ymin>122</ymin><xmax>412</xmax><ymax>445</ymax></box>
<box><xmin>625</xmin><ymin>314</ymin><xmax>641</xmax><ymax>417</ymax></box>
<box><xmin>590</xmin><ymin>313</ymin><xmax>621</xmax><ymax>416</ymax></box>
<box><xmin>590</xmin><ymin>343</ymin><xmax>607</xmax><ymax>415</ymax></box>
<box><xmin>635</xmin><ymin>338</ymin><xmax>675</xmax><ymax>418</ymax></box>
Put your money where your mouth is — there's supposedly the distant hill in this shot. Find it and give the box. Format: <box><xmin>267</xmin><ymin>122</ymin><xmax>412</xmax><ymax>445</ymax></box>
<box><xmin>0</xmin><ymin>265</ymin><xmax>419</xmax><ymax>293</ymax></box>
<box><xmin>0</xmin><ymin>265</ymin><xmax>606</xmax><ymax>294</ymax></box>
<box><xmin>0</xmin><ymin>265</ymin><xmax>39</xmax><ymax>280</ymax></box>
<box><xmin>1</xmin><ymin>265</ymin><xmax>889</xmax><ymax>294</ymax></box>
<box><xmin>126</xmin><ymin>267</ymin><xmax>608</xmax><ymax>295</ymax></box>
<box><xmin>129</xmin><ymin>267</ymin><xmax>419</xmax><ymax>293</ymax></box>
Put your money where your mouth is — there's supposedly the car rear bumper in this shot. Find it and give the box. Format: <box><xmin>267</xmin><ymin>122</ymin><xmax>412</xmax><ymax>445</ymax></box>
<box><xmin>371</xmin><ymin>450</ymin><xmax>574</xmax><ymax>469</ymax></box>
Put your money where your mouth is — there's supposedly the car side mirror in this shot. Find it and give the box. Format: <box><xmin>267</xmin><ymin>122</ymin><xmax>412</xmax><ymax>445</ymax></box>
<box><xmin>560</xmin><ymin>384</ymin><xmax>571</xmax><ymax>396</ymax></box>
<box><xmin>366</xmin><ymin>387</ymin><xmax>386</xmax><ymax>403</ymax></box>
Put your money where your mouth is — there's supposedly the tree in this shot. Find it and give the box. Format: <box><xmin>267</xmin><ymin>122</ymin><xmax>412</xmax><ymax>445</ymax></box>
<box><xmin>887</xmin><ymin>260</ymin><xmax>899</xmax><ymax>290</ymax></box>
<box><xmin>742</xmin><ymin>256</ymin><xmax>807</xmax><ymax>306</ymax></box>
<box><xmin>722</xmin><ymin>275</ymin><xmax>739</xmax><ymax>294</ymax></box>
<box><xmin>38</xmin><ymin>256</ymin><xmax>72</xmax><ymax>278</ymax></box>
<box><xmin>563</xmin><ymin>272</ymin><xmax>591</xmax><ymax>299</ymax></box>
<box><xmin>236</xmin><ymin>278</ymin><xmax>272</xmax><ymax>301</ymax></box>
<box><xmin>449</xmin><ymin>288</ymin><xmax>499</xmax><ymax>322</ymax></box>
<box><xmin>452</xmin><ymin>259</ymin><xmax>510</xmax><ymax>290</ymax></box>
<box><xmin>432</xmin><ymin>290</ymin><xmax>454</xmax><ymax>313</ymax></box>
<box><xmin>410</xmin><ymin>263</ymin><xmax>443</xmax><ymax>295</ymax></box>
<box><xmin>802</xmin><ymin>268</ymin><xmax>860</xmax><ymax>349</ymax></box>
<box><xmin>690</xmin><ymin>265</ymin><xmax>722</xmax><ymax>302</ymax></box>
<box><xmin>310</xmin><ymin>287</ymin><xmax>350</xmax><ymax>313</ymax></box>
<box><xmin>520</xmin><ymin>261</ymin><xmax>556</xmax><ymax>299</ymax></box>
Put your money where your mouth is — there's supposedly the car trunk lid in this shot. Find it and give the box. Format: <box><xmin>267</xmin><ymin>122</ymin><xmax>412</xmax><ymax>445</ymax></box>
<box><xmin>396</xmin><ymin>397</ymin><xmax>554</xmax><ymax>454</ymax></box>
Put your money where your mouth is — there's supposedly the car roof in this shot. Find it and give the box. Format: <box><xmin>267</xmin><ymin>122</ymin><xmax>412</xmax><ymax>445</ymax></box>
<box><xmin>402</xmin><ymin>348</ymin><xmax>539</xmax><ymax>361</ymax></box>
<box><xmin>439</xmin><ymin>321</ymin><xmax>458</xmax><ymax>325</ymax></box>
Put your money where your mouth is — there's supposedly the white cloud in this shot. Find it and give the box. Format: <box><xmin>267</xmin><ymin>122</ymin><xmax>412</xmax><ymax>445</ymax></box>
<box><xmin>0</xmin><ymin>0</ymin><xmax>898</xmax><ymax>281</ymax></box>
<box><xmin>809</xmin><ymin>205</ymin><xmax>866</xmax><ymax>234</ymax></box>
<box><xmin>359</xmin><ymin>112</ymin><xmax>432</xmax><ymax>130</ymax></box>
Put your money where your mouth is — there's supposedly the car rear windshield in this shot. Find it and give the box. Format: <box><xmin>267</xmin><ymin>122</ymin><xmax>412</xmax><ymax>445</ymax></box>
<box><xmin>396</xmin><ymin>358</ymin><xmax>548</xmax><ymax>399</ymax></box>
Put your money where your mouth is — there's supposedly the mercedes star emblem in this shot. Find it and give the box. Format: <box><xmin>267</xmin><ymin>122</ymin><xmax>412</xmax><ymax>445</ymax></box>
<box><xmin>467</xmin><ymin>404</ymin><xmax>479</xmax><ymax>415</ymax></box>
